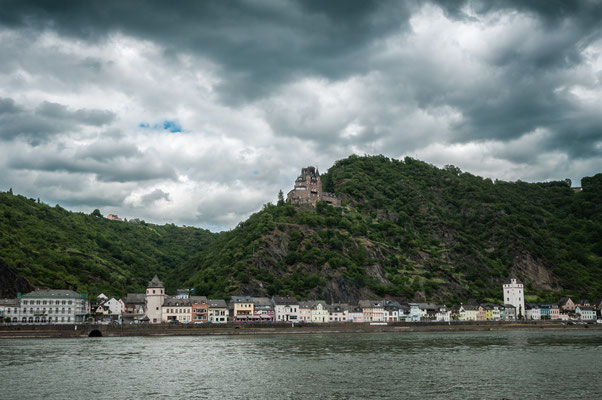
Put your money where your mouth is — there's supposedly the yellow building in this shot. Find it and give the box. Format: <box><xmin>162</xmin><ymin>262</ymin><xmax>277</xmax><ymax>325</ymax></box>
<box><xmin>231</xmin><ymin>296</ymin><xmax>254</xmax><ymax>317</ymax></box>
<box><xmin>311</xmin><ymin>301</ymin><xmax>329</xmax><ymax>323</ymax></box>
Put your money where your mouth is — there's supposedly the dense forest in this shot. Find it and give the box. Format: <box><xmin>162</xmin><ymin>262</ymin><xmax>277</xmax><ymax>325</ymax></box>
<box><xmin>0</xmin><ymin>192</ymin><xmax>214</xmax><ymax>298</ymax></box>
<box><xmin>182</xmin><ymin>155</ymin><xmax>602</xmax><ymax>304</ymax></box>
<box><xmin>2</xmin><ymin>155</ymin><xmax>601</xmax><ymax>304</ymax></box>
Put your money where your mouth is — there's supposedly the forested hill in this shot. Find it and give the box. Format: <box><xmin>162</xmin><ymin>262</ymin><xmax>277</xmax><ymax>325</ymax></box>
<box><xmin>0</xmin><ymin>192</ymin><xmax>215</xmax><ymax>298</ymax></box>
<box><xmin>2</xmin><ymin>155</ymin><xmax>601</xmax><ymax>304</ymax></box>
<box><xmin>182</xmin><ymin>155</ymin><xmax>602</xmax><ymax>304</ymax></box>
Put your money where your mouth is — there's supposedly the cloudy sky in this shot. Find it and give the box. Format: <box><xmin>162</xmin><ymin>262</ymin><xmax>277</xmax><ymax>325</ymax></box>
<box><xmin>1</xmin><ymin>1</ymin><xmax>601</xmax><ymax>231</ymax></box>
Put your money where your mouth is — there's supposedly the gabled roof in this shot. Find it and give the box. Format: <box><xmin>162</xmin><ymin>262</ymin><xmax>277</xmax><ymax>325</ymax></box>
<box><xmin>358</xmin><ymin>300</ymin><xmax>383</xmax><ymax>308</ymax></box>
<box><xmin>251</xmin><ymin>297</ymin><xmax>272</xmax><ymax>307</ymax></box>
<box><xmin>312</xmin><ymin>300</ymin><xmax>328</xmax><ymax>309</ymax></box>
<box><xmin>298</xmin><ymin>301</ymin><xmax>315</xmax><ymax>309</ymax></box>
<box><xmin>0</xmin><ymin>298</ymin><xmax>19</xmax><ymax>306</ymax></box>
<box><xmin>190</xmin><ymin>296</ymin><xmax>208</xmax><ymax>304</ymax></box>
<box><xmin>558</xmin><ymin>297</ymin><xmax>573</xmax><ymax>305</ymax></box>
<box><xmin>272</xmin><ymin>296</ymin><xmax>298</xmax><ymax>305</ymax></box>
<box><xmin>147</xmin><ymin>275</ymin><xmax>164</xmax><ymax>288</ymax></box>
<box><xmin>417</xmin><ymin>302</ymin><xmax>438</xmax><ymax>311</ymax></box>
<box><xmin>231</xmin><ymin>296</ymin><xmax>253</xmax><ymax>303</ymax></box>
<box><xmin>207</xmin><ymin>299</ymin><xmax>227</xmax><ymax>308</ymax></box>
<box><xmin>21</xmin><ymin>289</ymin><xmax>83</xmax><ymax>299</ymax></box>
<box><xmin>163</xmin><ymin>298</ymin><xmax>192</xmax><ymax>307</ymax></box>
<box><xmin>328</xmin><ymin>303</ymin><xmax>349</xmax><ymax>312</ymax></box>
<box><xmin>123</xmin><ymin>293</ymin><xmax>146</xmax><ymax>304</ymax></box>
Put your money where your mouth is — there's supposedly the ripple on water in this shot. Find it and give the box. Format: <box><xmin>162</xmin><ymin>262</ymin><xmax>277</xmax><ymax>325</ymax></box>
<box><xmin>1</xmin><ymin>330</ymin><xmax>602</xmax><ymax>399</ymax></box>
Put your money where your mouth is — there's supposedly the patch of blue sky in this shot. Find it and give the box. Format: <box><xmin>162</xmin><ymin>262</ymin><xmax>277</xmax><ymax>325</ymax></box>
<box><xmin>163</xmin><ymin>120</ymin><xmax>182</xmax><ymax>133</ymax></box>
<box><xmin>138</xmin><ymin>120</ymin><xmax>182</xmax><ymax>133</ymax></box>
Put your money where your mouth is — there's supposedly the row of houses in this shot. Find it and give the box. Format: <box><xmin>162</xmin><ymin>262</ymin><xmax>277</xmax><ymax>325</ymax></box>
<box><xmin>2</xmin><ymin>275</ymin><xmax>601</xmax><ymax>325</ymax></box>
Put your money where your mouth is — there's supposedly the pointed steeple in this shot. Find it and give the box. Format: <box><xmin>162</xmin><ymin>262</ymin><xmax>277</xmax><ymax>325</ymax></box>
<box><xmin>148</xmin><ymin>275</ymin><xmax>164</xmax><ymax>288</ymax></box>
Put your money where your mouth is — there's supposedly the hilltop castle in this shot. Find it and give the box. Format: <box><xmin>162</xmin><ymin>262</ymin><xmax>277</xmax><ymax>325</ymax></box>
<box><xmin>286</xmin><ymin>166</ymin><xmax>340</xmax><ymax>207</ymax></box>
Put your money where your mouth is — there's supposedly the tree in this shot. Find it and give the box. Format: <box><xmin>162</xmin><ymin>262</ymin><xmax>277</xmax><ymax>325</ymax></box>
<box><xmin>277</xmin><ymin>190</ymin><xmax>285</xmax><ymax>206</ymax></box>
<box><xmin>8</xmin><ymin>188</ymin><xmax>13</xmax><ymax>195</ymax></box>
<box><xmin>91</xmin><ymin>209</ymin><xmax>103</xmax><ymax>218</ymax></box>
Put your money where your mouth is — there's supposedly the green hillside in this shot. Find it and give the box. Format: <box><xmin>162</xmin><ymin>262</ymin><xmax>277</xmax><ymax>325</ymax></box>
<box><xmin>2</xmin><ymin>155</ymin><xmax>601</xmax><ymax>304</ymax></box>
<box><xmin>182</xmin><ymin>155</ymin><xmax>602</xmax><ymax>304</ymax></box>
<box><xmin>0</xmin><ymin>192</ymin><xmax>215</xmax><ymax>298</ymax></box>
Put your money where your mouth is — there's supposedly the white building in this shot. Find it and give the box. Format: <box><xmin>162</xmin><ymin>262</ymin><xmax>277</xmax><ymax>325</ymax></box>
<box><xmin>102</xmin><ymin>298</ymin><xmax>122</xmax><ymax>315</ymax></box>
<box><xmin>407</xmin><ymin>303</ymin><xmax>422</xmax><ymax>322</ymax></box>
<box><xmin>525</xmin><ymin>304</ymin><xmax>541</xmax><ymax>320</ymax></box>
<box><xmin>0</xmin><ymin>299</ymin><xmax>20</xmax><ymax>322</ymax></box>
<box><xmin>145</xmin><ymin>275</ymin><xmax>166</xmax><ymax>324</ymax></box>
<box><xmin>503</xmin><ymin>273</ymin><xmax>525</xmax><ymax>319</ymax></box>
<box><xmin>328</xmin><ymin>304</ymin><xmax>348</xmax><ymax>322</ymax></box>
<box><xmin>207</xmin><ymin>299</ymin><xmax>228</xmax><ymax>323</ymax></box>
<box><xmin>18</xmin><ymin>289</ymin><xmax>89</xmax><ymax>324</ymax></box>
<box><xmin>162</xmin><ymin>298</ymin><xmax>192</xmax><ymax>323</ymax></box>
<box><xmin>272</xmin><ymin>296</ymin><xmax>299</xmax><ymax>322</ymax></box>
<box><xmin>436</xmin><ymin>306</ymin><xmax>451</xmax><ymax>322</ymax></box>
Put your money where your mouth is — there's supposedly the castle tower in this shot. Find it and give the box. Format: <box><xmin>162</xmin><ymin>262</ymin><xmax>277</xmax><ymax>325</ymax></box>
<box><xmin>145</xmin><ymin>275</ymin><xmax>166</xmax><ymax>324</ymax></box>
<box><xmin>503</xmin><ymin>273</ymin><xmax>525</xmax><ymax>319</ymax></box>
<box><xmin>286</xmin><ymin>166</ymin><xmax>339</xmax><ymax>207</ymax></box>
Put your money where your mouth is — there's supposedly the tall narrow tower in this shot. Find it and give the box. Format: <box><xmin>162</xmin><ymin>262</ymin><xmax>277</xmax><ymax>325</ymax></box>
<box><xmin>503</xmin><ymin>273</ymin><xmax>525</xmax><ymax>319</ymax></box>
<box><xmin>145</xmin><ymin>275</ymin><xmax>165</xmax><ymax>324</ymax></box>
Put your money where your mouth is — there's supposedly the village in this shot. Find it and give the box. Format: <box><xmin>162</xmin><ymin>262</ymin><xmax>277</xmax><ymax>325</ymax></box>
<box><xmin>1</xmin><ymin>274</ymin><xmax>601</xmax><ymax>326</ymax></box>
<box><xmin>2</xmin><ymin>167</ymin><xmax>600</xmax><ymax>327</ymax></box>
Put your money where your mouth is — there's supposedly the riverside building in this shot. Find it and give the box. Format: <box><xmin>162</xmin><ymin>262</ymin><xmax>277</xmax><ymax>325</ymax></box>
<box><xmin>17</xmin><ymin>289</ymin><xmax>89</xmax><ymax>324</ymax></box>
<box><xmin>503</xmin><ymin>273</ymin><xmax>525</xmax><ymax>319</ymax></box>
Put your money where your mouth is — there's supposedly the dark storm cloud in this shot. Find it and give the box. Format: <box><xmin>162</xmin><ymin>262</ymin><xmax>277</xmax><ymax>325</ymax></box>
<box><xmin>0</xmin><ymin>0</ymin><xmax>412</xmax><ymax>102</ymax></box>
<box><xmin>0</xmin><ymin>97</ymin><xmax>115</xmax><ymax>144</ymax></box>
<box><xmin>37</xmin><ymin>101</ymin><xmax>115</xmax><ymax>126</ymax></box>
<box><xmin>8</xmin><ymin>147</ymin><xmax>177</xmax><ymax>183</ymax></box>
<box><xmin>1</xmin><ymin>0</ymin><xmax>601</xmax><ymax>229</ymax></box>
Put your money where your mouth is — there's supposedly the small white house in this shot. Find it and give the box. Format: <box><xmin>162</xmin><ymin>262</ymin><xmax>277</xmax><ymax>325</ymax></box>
<box><xmin>102</xmin><ymin>298</ymin><xmax>122</xmax><ymax>315</ymax></box>
<box><xmin>408</xmin><ymin>303</ymin><xmax>421</xmax><ymax>322</ymax></box>
<box><xmin>436</xmin><ymin>306</ymin><xmax>451</xmax><ymax>322</ymax></box>
<box><xmin>525</xmin><ymin>304</ymin><xmax>541</xmax><ymax>320</ymax></box>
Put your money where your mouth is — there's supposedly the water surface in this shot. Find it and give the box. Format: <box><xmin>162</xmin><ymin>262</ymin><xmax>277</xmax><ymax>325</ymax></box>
<box><xmin>1</xmin><ymin>330</ymin><xmax>601</xmax><ymax>399</ymax></box>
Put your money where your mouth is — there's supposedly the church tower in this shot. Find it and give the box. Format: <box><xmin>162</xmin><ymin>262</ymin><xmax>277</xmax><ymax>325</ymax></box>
<box><xmin>503</xmin><ymin>273</ymin><xmax>525</xmax><ymax>319</ymax></box>
<box><xmin>145</xmin><ymin>275</ymin><xmax>165</xmax><ymax>324</ymax></box>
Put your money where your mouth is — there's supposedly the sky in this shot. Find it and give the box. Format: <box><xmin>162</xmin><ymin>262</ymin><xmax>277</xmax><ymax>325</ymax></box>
<box><xmin>1</xmin><ymin>0</ymin><xmax>601</xmax><ymax>231</ymax></box>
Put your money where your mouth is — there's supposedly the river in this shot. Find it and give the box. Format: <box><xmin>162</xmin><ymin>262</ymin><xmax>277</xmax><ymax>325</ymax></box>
<box><xmin>1</xmin><ymin>329</ymin><xmax>601</xmax><ymax>399</ymax></box>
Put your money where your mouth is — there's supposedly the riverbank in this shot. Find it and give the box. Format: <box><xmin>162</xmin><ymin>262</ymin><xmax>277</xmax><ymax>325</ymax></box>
<box><xmin>1</xmin><ymin>320</ymin><xmax>601</xmax><ymax>338</ymax></box>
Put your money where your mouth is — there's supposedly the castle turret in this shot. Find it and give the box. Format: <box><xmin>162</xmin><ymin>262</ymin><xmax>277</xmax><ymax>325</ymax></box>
<box><xmin>503</xmin><ymin>273</ymin><xmax>525</xmax><ymax>320</ymax></box>
<box><xmin>286</xmin><ymin>166</ymin><xmax>340</xmax><ymax>207</ymax></box>
<box><xmin>145</xmin><ymin>275</ymin><xmax>165</xmax><ymax>324</ymax></box>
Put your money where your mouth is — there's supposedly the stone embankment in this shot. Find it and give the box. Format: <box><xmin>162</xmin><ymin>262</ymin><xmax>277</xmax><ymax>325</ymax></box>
<box><xmin>0</xmin><ymin>321</ymin><xmax>600</xmax><ymax>338</ymax></box>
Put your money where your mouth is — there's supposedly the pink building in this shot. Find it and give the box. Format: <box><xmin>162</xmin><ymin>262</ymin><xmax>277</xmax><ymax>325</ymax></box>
<box><xmin>298</xmin><ymin>301</ymin><xmax>313</xmax><ymax>322</ymax></box>
<box><xmin>106</xmin><ymin>214</ymin><xmax>122</xmax><ymax>221</ymax></box>
<box><xmin>348</xmin><ymin>306</ymin><xmax>364</xmax><ymax>323</ymax></box>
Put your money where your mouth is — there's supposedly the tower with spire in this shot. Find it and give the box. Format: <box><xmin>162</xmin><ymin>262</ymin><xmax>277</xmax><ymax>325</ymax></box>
<box><xmin>145</xmin><ymin>275</ymin><xmax>166</xmax><ymax>324</ymax></box>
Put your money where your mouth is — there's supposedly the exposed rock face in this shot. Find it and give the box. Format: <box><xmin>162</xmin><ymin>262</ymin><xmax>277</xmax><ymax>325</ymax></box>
<box><xmin>512</xmin><ymin>252</ymin><xmax>556</xmax><ymax>290</ymax></box>
<box><xmin>0</xmin><ymin>259</ymin><xmax>34</xmax><ymax>298</ymax></box>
